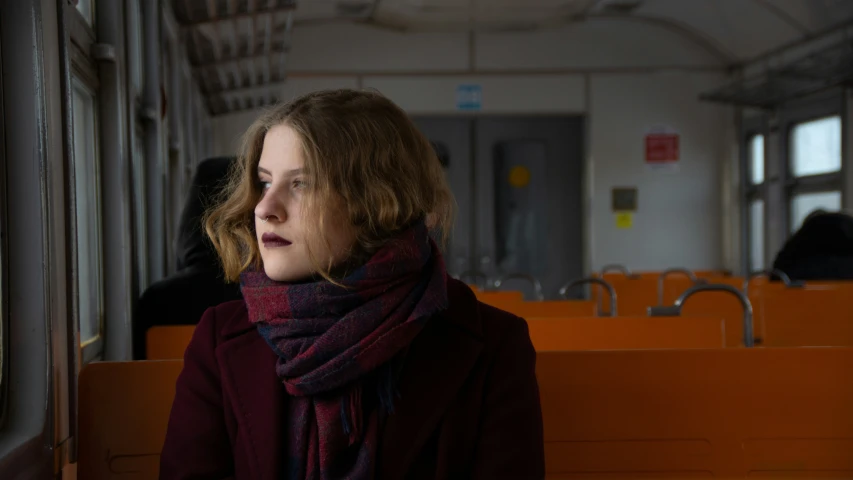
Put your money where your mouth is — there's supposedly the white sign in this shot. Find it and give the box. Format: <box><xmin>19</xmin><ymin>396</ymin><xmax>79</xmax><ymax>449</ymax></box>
<box><xmin>456</xmin><ymin>84</ymin><xmax>482</xmax><ymax>111</ymax></box>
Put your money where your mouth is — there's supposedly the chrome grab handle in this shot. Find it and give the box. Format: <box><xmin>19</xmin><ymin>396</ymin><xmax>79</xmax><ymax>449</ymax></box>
<box><xmin>493</xmin><ymin>273</ymin><xmax>545</xmax><ymax>301</ymax></box>
<box><xmin>657</xmin><ymin>268</ymin><xmax>705</xmax><ymax>306</ymax></box>
<box><xmin>648</xmin><ymin>283</ymin><xmax>755</xmax><ymax>348</ymax></box>
<box><xmin>600</xmin><ymin>264</ymin><xmax>639</xmax><ymax>279</ymax></box>
<box><xmin>558</xmin><ymin>277</ymin><xmax>617</xmax><ymax>317</ymax></box>
<box><xmin>743</xmin><ymin>269</ymin><xmax>804</xmax><ymax>294</ymax></box>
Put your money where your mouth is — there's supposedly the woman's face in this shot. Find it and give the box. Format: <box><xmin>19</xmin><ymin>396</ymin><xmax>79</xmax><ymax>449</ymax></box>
<box><xmin>254</xmin><ymin>124</ymin><xmax>355</xmax><ymax>282</ymax></box>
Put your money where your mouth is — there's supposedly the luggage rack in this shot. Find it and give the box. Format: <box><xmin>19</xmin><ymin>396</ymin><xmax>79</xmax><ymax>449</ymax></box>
<box><xmin>700</xmin><ymin>27</ymin><xmax>853</xmax><ymax>108</ymax></box>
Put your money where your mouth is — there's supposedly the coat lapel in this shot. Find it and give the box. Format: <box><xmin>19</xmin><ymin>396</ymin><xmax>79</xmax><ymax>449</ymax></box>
<box><xmin>378</xmin><ymin>279</ymin><xmax>485</xmax><ymax>479</ymax></box>
<box><xmin>216</xmin><ymin>312</ymin><xmax>284</xmax><ymax>480</ymax></box>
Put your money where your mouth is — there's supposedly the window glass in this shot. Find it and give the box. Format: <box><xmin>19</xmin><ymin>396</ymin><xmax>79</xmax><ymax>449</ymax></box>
<box><xmin>749</xmin><ymin>134</ymin><xmax>764</xmax><ymax>185</ymax></box>
<box><xmin>71</xmin><ymin>78</ymin><xmax>103</xmax><ymax>345</ymax></box>
<box><xmin>75</xmin><ymin>0</ymin><xmax>95</xmax><ymax>27</ymax></box>
<box><xmin>791</xmin><ymin>116</ymin><xmax>841</xmax><ymax>177</ymax></box>
<box><xmin>749</xmin><ymin>199</ymin><xmax>764</xmax><ymax>273</ymax></box>
<box><xmin>790</xmin><ymin>190</ymin><xmax>842</xmax><ymax>233</ymax></box>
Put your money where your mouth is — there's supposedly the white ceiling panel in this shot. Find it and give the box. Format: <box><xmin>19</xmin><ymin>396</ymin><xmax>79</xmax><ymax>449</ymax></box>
<box><xmin>367</xmin><ymin>0</ymin><xmax>853</xmax><ymax>60</ymax></box>
<box><xmin>634</xmin><ymin>0</ymin><xmax>804</xmax><ymax>61</ymax></box>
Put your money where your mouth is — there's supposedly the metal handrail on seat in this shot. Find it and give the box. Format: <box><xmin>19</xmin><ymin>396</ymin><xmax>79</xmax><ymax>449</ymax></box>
<box><xmin>648</xmin><ymin>283</ymin><xmax>755</xmax><ymax>347</ymax></box>
<box><xmin>493</xmin><ymin>273</ymin><xmax>545</xmax><ymax>301</ymax></box>
<box><xmin>558</xmin><ymin>277</ymin><xmax>618</xmax><ymax>317</ymax></box>
<box><xmin>600</xmin><ymin>264</ymin><xmax>640</xmax><ymax>279</ymax></box>
<box><xmin>743</xmin><ymin>268</ymin><xmax>804</xmax><ymax>294</ymax></box>
<box><xmin>656</xmin><ymin>268</ymin><xmax>705</xmax><ymax>306</ymax></box>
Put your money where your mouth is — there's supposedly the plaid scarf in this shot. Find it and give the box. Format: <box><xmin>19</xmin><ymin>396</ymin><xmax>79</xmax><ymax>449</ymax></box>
<box><xmin>239</xmin><ymin>222</ymin><xmax>449</xmax><ymax>480</ymax></box>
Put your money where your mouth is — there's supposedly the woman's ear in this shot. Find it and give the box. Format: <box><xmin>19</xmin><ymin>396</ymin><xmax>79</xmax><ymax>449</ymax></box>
<box><xmin>425</xmin><ymin>212</ymin><xmax>437</xmax><ymax>229</ymax></box>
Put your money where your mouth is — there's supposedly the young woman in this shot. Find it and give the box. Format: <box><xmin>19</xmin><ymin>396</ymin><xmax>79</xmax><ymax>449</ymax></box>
<box><xmin>159</xmin><ymin>89</ymin><xmax>545</xmax><ymax>479</ymax></box>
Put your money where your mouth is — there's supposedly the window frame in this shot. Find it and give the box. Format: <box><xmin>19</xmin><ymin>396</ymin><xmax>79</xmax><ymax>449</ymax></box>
<box><xmin>68</xmin><ymin>3</ymin><xmax>105</xmax><ymax>364</ymax></box>
<box><xmin>126</xmin><ymin>0</ymin><xmax>149</xmax><ymax>293</ymax></box>
<box><xmin>131</xmin><ymin>125</ymin><xmax>149</xmax><ymax>291</ymax></box>
<box><xmin>781</xmin><ymin>94</ymin><xmax>844</xmax><ymax>229</ymax></box>
<box><xmin>74</xmin><ymin>0</ymin><xmax>96</xmax><ymax>29</ymax></box>
<box><xmin>785</xmin><ymin>112</ymin><xmax>844</xmax><ymax>233</ymax></box>
<box><xmin>127</xmin><ymin>0</ymin><xmax>144</xmax><ymax>105</ymax></box>
<box><xmin>0</xmin><ymin>31</ymin><xmax>8</xmax><ymax>429</ymax></box>
<box><xmin>740</xmin><ymin>92</ymin><xmax>846</xmax><ymax>275</ymax></box>
<box><xmin>740</xmin><ymin>115</ymin><xmax>768</xmax><ymax>275</ymax></box>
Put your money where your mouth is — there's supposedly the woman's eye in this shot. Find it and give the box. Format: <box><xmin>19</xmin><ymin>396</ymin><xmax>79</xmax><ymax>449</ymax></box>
<box><xmin>258</xmin><ymin>180</ymin><xmax>271</xmax><ymax>190</ymax></box>
<box><xmin>292</xmin><ymin>179</ymin><xmax>307</xmax><ymax>189</ymax></box>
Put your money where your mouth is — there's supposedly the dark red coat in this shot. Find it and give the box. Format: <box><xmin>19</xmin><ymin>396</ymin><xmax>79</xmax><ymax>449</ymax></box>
<box><xmin>159</xmin><ymin>278</ymin><xmax>545</xmax><ymax>479</ymax></box>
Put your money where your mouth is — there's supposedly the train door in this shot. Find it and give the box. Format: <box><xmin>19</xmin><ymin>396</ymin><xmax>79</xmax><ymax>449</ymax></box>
<box><xmin>413</xmin><ymin>116</ymin><xmax>584</xmax><ymax>299</ymax></box>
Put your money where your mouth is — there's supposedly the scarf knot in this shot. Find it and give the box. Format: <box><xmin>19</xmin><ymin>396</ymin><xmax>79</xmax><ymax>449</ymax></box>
<box><xmin>240</xmin><ymin>222</ymin><xmax>448</xmax><ymax>479</ymax></box>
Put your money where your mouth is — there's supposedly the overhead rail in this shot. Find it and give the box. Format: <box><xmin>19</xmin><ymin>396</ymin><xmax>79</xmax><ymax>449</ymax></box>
<box><xmin>699</xmin><ymin>21</ymin><xmax>853</xmax><ymax>108</ymax></box>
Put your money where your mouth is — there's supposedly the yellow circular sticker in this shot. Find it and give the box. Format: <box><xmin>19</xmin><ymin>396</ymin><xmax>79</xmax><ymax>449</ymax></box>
<box><xmin>508</xmin><ymin>165</ymin><xmax>531</xmax><ymax>188</ymax></box>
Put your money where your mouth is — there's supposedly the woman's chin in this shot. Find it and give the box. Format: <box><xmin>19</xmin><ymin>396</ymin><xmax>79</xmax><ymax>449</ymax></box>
<box><xmin>263</xmin><ymin>264</ymin><xmax>313</xmax><ymax>283</ymax></box>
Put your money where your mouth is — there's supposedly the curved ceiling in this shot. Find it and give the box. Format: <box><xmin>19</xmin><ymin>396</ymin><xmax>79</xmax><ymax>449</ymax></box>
<box><xmin>291</xmin><ymin>0</ymin><xmax>853</xmax><ymax>62</ymax></box>
<box><xmin>170</xmin><ymin>0</ymin><xmax>853</xmax><ymax>114</ymax></box>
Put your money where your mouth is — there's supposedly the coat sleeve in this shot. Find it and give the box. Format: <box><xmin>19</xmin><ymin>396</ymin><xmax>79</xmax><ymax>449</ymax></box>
<box><xmin>159</xmin><ymin>306</ymin><xmax>236</xmax><ymax>480</ymax></box>
<box><xmin>472</xmin><ymin>316</ymin><xmax>546</xmax><ymax>480</ymax></box>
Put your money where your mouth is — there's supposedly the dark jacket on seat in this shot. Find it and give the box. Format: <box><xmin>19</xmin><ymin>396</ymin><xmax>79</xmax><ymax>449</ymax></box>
<box><xmin>159</xmin><ymin>278</ymin><xmax>546</xmax><ymax>480</ymax></box>
<box><xmin>133</xmin><ymin>156</ymin><xmax>243</xmax><ymax>359</ymax></box>
<box><xmin>772</xmin><ymin>211</ymin><xmax>853</xmax><ymax>282</ymax></box>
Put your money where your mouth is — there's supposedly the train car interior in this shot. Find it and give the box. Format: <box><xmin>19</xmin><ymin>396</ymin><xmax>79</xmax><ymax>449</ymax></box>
<box><xmin>2</xmin><ymin>0</ymin><xmax>853</xmax><ymax>478</ymax></box>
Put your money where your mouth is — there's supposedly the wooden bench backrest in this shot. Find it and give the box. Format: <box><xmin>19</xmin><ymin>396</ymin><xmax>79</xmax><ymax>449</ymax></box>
<box><xmin>146</xmin><ymin>326</ymin><xmax>195</xmax><ymax>360</ymax></box>
<box><xmin>474</xmin><ymin>290</ymin><xmax>524</xmax><ymax>305</ymax></box>
<box><xmin>77</xmin><ymin>360</ymin><xmax>183</xmax><ymax>479</ymax></box>
<box><xmin>538</xmin><ymin>347</ymin><xmax>853</xmax><ymax>478</ymax></box>
<box><xmin>526</xmin><ymin>316</ymin><xmax>725</xmax><ymax>350</ymax></box>
<box><xmin>490</xmin><ymin>300</ymin><xmax>598</xmax><ymax>318</ymax></box>
<box><xmin>77</xmin><ymin>349</ymin><xmax>853</xmax><ymax>479</ymax></box>
<box><xmin>753</xmin><ymin>282</ymin><xmax>853</xmax><ymax>347</ymax></box>
<box><xmin>597</xmin><ymin>273</ymin><xmax>740</xmax><ymax>317</ymax></box>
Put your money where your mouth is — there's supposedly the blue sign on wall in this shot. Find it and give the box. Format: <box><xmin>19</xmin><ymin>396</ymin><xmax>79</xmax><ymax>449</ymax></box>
<box><xmin>456</xmin><ymin>84</ymin><xmax>482</xmax><ymax>111</ymax></box>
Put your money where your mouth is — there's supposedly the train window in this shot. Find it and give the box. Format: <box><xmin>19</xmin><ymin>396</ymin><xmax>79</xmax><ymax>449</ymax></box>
<box><xmin>790</xmin><ymin>191</ymin><xmax>842</xmax><ymax>232</ymax></box>
<box><xmin>787</xmin><ymin>114</ymin><xmax>842</xmax><ymax>233</ymax></box>
<box><xmin>74</xmin><ymin>0</ymin><xmax>95</xmax><ymax>27</ymax></box>
<box><xmin>749</xmin><ymin>199</ymin><xmax>764</xmax><ymax>273</ymax></box>
<box><xmin>71</xmin><ymin>77</ymin><xmax>104</xmax><ymax>350</ymax></box>
<box><xmin>744</xmin><ymin>130</ymin><xmax>766</xmax><ymax>273</ymax></box>
<box><xmin>790</xmin><ymin>116</ymin><xmax>841</xmax><ymax>177</ymax></box>
<box><xmin>749</xmin><ymin>135</ymin><xmax>764</xmax><ymax>185</ymax></box>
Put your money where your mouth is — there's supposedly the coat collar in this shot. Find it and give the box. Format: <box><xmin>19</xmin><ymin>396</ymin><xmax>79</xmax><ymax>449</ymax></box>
<box><xmin>214</xmin><ymin>277</ymin><xmax>484</xmax><ymax>479</ymax></box>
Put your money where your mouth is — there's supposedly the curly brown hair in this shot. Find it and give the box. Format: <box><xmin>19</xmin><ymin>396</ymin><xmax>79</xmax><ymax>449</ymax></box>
<box><xmin>204</xmin><ymin>89</ymin><xmax>455</xmax><ymax>282</ymax></box>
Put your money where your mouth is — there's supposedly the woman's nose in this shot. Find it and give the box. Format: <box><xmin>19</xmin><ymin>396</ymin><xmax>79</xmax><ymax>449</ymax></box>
<box><xmin>255</xmin><ymin>188</ymin><xmax>287</xmax><ymax>223</ymax></box>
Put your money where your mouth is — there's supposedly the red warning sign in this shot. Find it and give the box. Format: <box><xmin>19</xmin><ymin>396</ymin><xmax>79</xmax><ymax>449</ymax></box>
<box><xmin>645</xmin><ymin>132</ymin><xmax>679</xmax><ymax>164</ymax></box>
